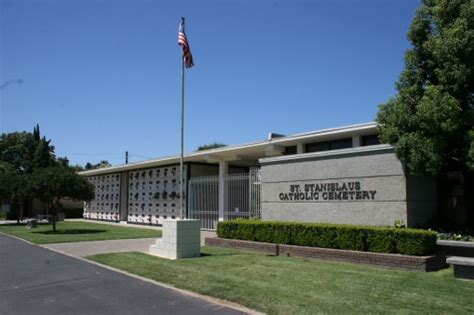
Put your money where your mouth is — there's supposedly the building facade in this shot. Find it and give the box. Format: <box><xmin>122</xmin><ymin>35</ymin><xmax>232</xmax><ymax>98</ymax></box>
<box><xmin>80</xmin><ymin>122</ymin><xmax>437</xmax><ymax>229</ymax></box>
<box><xmin>260</xmin><ymin>145</ymin><xmax>436</xmax><ymax>227</ymax></box>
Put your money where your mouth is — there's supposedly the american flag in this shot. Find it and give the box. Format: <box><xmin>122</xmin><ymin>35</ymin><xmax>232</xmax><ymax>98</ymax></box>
<box><xmin>178</xmin><ymin>17</ymin><xmax>194</xmax><ymax>69</ymax></box>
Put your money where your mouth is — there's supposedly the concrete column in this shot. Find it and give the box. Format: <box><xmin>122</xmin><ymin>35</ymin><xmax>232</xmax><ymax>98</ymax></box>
<box><xmin>218</xmin><ymin>160</ymin><xmax>228</xmax><ymax>222</ymax></box>
<box><xmin>297</xmin><ymin>143</ymin><xmax>305</xmax><ymax>154</ymax></box>
<box><xmin>352</xmin><ymin>135</ymin><xmax>361</xmax><ymax>147</ymax></box>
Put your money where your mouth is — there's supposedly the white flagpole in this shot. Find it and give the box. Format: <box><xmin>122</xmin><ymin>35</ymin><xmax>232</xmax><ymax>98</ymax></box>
<box><xmin>179</xmin><ymin>53</ymin><xmax>185</xmax><ymax>219</ymax></box>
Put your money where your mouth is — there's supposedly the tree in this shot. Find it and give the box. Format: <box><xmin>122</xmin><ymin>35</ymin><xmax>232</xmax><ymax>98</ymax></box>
<box><xmin>32</xmin><ymin>125</ymin><xmax>56</xmax><ymax>169</ymax></box>
<box><xmin>0</xmin><ymin>124</ymin><xmax>56</xmax><ymax>174</ymax></box>
<box><xmin>57</xmin><ymin>156</ymin><xmax>84</xmax><ymax>172</ymax></box>
<box><xmin>29</xmin><ymin>166</ymin><xmax>94</xmax><ymax>232</ymax></box>
<box><xmin>0</xmin><ymin>162</ymin><xmax>16</xmax><ymax>202</ymax></box>
<box><xmin>376</xmin><ymin>0</ymin><xmax>473</xmax><ymax>176</ymax></box>
<box><xmin>0</xmin><ymin>162</ymin><xmax>32</xmax><ymax>223</ymax></box>
<box><xmin>0</xmin><ymin>124</ymin><xmax>59</xmax><ymax>221</ymax></box>
<box><xmin>1</xmin><ymin>124</ymin><xmax>94</xmax><ymax>224</ymax></box>
<box><xmin>196</xmin><ymin>142</ymin><xmax>227</xmax><ymax>151</ymax></box>
<box><xmin>84</xmin><ymin>160</ymin><xmax>112</xmax><ymax>170</ymax></box>
<box><xmin>69</xmin><ymin>164</ymin><xmax>85</xmax><ymax>172</ymax></box>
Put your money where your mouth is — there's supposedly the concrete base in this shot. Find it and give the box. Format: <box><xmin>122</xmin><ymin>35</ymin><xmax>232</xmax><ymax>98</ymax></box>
<box><xmin>149</xmin><ymin>219</ymin><xmax>201</xmax><ymax>260</ymax></box>
<box><xmin>437</xmin><ymin>240</ymin><xmax>474</xmax><ymax>258</ymax></box>
<box><xmin>447</xmin><ymin>256</ymin><xmax>474</xmax><ymax>281</ymax></box>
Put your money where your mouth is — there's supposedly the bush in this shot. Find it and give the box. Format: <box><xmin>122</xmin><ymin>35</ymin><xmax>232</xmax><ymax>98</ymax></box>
<box><xmin>217</xmin><ymin>220</ymin><xmax>437</xmax><ymax>256</ymax></box>
<box><xmin>394</xmin><ymin>229</ymin><xmax>437</xmax><ymax>256</ymax></box>
<box><xmin>366</xmin><ymin>228</ymin><xmax>394</xmax><ymax>253</ymax></box>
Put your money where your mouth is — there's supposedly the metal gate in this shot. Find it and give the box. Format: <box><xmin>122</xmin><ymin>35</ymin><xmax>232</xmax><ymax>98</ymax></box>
<box><xmin>187</xmin><ymin>175</ymin><xmax>219</xmax><ymax>230</ymax></box>
<box><xmin>224</xmin><ymin>168</ymin><xmax>261</xmax><ymax>221</ymax></box>
<box><xmin>187</xmin><ymin>168</ymin><xmax>261</xmax><ymax>230</ymax></box>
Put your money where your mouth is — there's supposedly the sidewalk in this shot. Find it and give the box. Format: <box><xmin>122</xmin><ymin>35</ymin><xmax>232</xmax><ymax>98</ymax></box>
<box><xmin>43</xmin><ymin>237</ymin><xmax>158</xmax><ymax>257</ymax></box>
<box><xmin>43</xmin><ymin>231</ymin><xmax>217</xmax><ymax>258</ymax></box>
<box><xmin>67</xmin><ymin>218</ymin><xmax>163</xmax><ymax>230</ymax></box>
<box><xmin>69</xmin><ymin>219</ymin><xmax>217</xmax><ymax>245</ymax></box>
<box><xmin>3</xmin><ymin>218</ymin><xmax>217</xmax><ymax>257</ymax></box>
<box><xmin>41</xmin><ymin>220</ymin><xmax>217</xmax><ymax>257</ymax></box>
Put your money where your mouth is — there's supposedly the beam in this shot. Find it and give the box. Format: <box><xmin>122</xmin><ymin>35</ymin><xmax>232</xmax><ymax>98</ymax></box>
<box><xmin>265</xmin><ymin>144</ymin><xmax>285</xmax><ymax>157</ymax></box>
<box><xmin>204</xmin><ymin>154</ymin><xmax>244</xmax><ymax>163</ymax></box>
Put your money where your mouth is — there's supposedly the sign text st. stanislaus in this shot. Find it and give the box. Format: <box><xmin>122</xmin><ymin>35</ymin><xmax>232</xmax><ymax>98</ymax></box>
<box><xmin>278</xmin><ymin>181</ymin><xmax>377</xmax><ymax>202</ymax></box>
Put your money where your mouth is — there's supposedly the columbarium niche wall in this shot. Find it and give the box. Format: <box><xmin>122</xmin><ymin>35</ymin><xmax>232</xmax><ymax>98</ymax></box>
<box><xmin>83</xmin><ymin>174</ymin><xmax>121</xmax><ymax>221</ymax></box>
<box><xmin>127</xmin><ymin>165</ymin><xmax>187</xmax><ymax>225</ymax></box>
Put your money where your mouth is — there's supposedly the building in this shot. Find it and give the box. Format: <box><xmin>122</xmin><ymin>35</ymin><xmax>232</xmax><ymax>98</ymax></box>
<box><xmin>79</xmin><ymin>122</ymin><xmax>437</xmax><ymax>229</ymax></box>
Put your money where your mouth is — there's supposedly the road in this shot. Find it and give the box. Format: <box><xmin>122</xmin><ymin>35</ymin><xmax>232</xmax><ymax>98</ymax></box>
<box><xmin>0</xmin><ymin>233</ymin><xmax>245</xmax><ymax>315</ymax></box>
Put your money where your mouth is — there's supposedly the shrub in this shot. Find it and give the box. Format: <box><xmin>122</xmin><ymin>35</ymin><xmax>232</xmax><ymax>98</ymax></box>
<box><xmin>394</xmin><ymin>229</ymin><xmax>437</xmax><ymax>256</ymax></box>
<box><xmin>217</xmin><ymin>220</ymin><xmax>437</xmax><ymax>256</ymax></box>
<box><xmin>366</xmin><ymin>228</ymin><xmax>395</xmax><ymax>253</ymax></box>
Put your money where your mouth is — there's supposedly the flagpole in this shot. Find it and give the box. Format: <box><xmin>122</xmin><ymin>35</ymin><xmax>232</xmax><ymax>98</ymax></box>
<box><xmin>180</xmin><ymin>55</ymin><xmax>185</xmax><ymax>220</ymax></box>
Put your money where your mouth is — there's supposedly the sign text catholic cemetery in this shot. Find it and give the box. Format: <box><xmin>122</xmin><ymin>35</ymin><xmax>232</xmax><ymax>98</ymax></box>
<box><xmin>279</xmin><ymin>181</ymin><xmax>377</xmax><ymax>202</ymax></box>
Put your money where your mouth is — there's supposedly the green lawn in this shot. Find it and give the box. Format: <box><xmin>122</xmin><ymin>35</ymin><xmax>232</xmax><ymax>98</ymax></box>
<box><xmin>89</xmin><ymin>247</ymin><xmax>474</xmax><ymax>314</ymax></box>
<box><xmin>0</xmin><ymin>221</ymin><xmax>161</xmax><ymax>244</ymax></box>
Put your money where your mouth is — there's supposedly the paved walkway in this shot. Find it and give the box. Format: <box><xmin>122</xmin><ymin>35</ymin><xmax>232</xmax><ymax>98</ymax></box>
<box><xmin>43</xmin><ymin>221</ymin><xmax>217</xmax><ymax>258</ymax></box>
<box><xmin>71</xmin><ymin>220</ymin><xmax>218</xmax><ymax>243</ymax></box>
<box><xmin>0</xmin><ymin>234</ymin><xmax>246</xmax><ymax>315</ymax></box>
<box><xmin>68</xmin><ymin>219</ymin><xmax>163</xmax><ymax>231</ymax></box>
<box><xmin>44</xmin><ymin>237</ymin><xmax>159</xmax><ymax>257</ymax></box>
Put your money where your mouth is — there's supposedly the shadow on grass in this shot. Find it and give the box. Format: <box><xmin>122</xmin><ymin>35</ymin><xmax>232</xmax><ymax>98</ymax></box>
<box><xmin>32</xmin><ymin>229</ymin><xmax>107</xmax><ymax>235</ymax></box>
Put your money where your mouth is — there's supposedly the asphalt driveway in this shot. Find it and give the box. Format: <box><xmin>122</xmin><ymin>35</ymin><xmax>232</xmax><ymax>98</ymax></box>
<box><xmin>0</xmin><ymin>234</ymin><xmax>246</xmax><ymax>315</ymax></box>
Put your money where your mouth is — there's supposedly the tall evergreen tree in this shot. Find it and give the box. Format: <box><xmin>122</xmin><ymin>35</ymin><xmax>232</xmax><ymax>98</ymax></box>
<box><xmin>33</xmin><ymin>124</ymin><xmax>40</xmax><ymax>142</ymax></box>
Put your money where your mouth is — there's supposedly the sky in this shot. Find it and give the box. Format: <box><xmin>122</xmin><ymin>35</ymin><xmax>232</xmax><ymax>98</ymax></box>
<box><xmin>0</xmin><ymin>0</ymin><xmax>420</xmax><ymax>166</ymax></box>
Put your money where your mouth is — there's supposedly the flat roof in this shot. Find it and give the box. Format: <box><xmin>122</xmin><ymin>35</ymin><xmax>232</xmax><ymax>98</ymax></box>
<box><xmin>259</xmin><ymin>144</ymin><xmax>394</xmax><ymax>164</ymax></box>
<box><xmin>79</xmin><ymin>122</ymin><xmax>378</xmax><ymax>176</ymax></box>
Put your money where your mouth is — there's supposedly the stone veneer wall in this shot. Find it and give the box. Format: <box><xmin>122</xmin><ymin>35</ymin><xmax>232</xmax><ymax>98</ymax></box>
<box><xmin>260</xmin><ymin>145</ymin><xmax>436</xmax><ymax>227</ymax></box>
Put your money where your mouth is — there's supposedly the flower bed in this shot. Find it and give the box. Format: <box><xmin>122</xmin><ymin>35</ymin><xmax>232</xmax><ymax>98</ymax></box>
<box><xmin>437</xmin><ymin>231</ymin><xmax>474</xmax><ymax>242</ymax></box>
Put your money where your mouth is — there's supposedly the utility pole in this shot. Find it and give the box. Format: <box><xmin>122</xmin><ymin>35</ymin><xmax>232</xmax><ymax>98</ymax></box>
<box><xmin>125</xmin><ymin>151</ymin><xmax>129</xmax><ymax>164</ymax></box>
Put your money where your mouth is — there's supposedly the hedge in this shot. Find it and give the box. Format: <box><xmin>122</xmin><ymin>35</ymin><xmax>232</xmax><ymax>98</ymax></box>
<box><xmin>217</xmin><ymin>220</ymin><xmax>437</xmax><ymax>256</ymax></box>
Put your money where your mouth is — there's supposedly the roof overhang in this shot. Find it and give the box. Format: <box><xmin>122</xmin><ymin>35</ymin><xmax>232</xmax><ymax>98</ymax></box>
<box><xmin>79</xmin><ymin>122</ymin><xmax>378</xmax><ymax>176</ymax></box>
<box><xmin>259</xmin><ymin>144</ymin><xmax>394</xmax><ymax>165</ymax></box>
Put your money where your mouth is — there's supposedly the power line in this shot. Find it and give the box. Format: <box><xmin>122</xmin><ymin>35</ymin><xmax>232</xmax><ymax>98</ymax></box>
<box><xmin>59</xmin><ymin>153</ymin><xmax>124</xmax><ymax>156</ymax></box>
<box><xmin>61</xmin><ymin>152</ymin><xmax>153</xmax><ymax>159</ymax></box>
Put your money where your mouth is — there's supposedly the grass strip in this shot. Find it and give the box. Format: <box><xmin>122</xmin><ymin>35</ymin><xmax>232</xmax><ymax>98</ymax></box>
<box><xmin>89</xmin><ymin>246</ymin><xmax>474</xmax><ymax>314</ymax></box>
<box><xmin>0</xmin><ymin>221</ymin><xmax>161</xmax><ymax>244</ymax></box>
